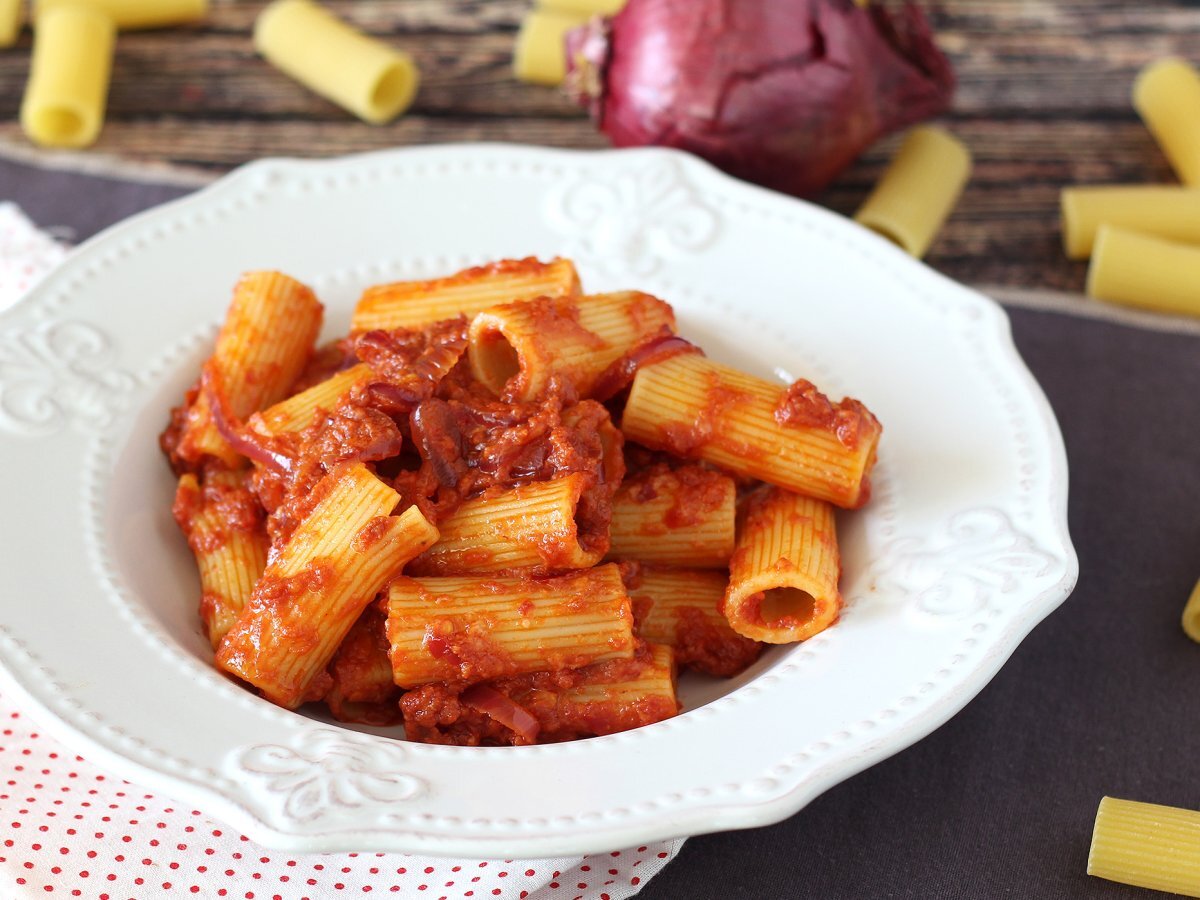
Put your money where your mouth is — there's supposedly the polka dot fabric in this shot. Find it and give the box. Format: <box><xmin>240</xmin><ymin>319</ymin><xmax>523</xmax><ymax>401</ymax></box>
<box><xmin>0</xmin><ymin>202</ymin><xmax>67</xmax><ymax>314</ymax></box>
<box><xmin>0</xmin><ymin>692</ymin><xmax>683</xmax><ymax>898</ymax></box>
<box><xmin>0</xmin><ymin>212</ymin><xmax>685</xmax><ymax>898</ymax></box>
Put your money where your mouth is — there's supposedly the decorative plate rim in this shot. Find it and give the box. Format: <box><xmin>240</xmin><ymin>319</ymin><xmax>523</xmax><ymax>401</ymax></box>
<box><xmin>0</xmin><ymin>143</ymin><xmax>1079</xmax><ymax>856</ymax></box>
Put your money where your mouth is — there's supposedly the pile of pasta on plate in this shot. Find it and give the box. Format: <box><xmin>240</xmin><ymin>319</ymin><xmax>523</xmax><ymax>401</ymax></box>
<box><xmin>162</xmin><ymin>258</ymin><xmax>882</xmax><ymax>746</ymax></box>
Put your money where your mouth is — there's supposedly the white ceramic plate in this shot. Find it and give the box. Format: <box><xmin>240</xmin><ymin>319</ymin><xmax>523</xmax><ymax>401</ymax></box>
<box><xmin>0</xmin><ymin>144</ymin><xmax>1077</xmax><ymax>857</ymax></box>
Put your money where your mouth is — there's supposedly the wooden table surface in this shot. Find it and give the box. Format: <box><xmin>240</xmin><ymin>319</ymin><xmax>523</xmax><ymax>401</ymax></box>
<box><xmin>0</xmin><ymin>1</ymin><xmax>1198</xmax><ymax>293</ymax></box>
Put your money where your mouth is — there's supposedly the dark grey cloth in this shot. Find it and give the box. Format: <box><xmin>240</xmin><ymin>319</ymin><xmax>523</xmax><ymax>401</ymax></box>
<box><xmin>641</xmin><ymin>312</ymin><xmax>1200</xmax><ymax>899</ymax></box>
<box><xmin>5</xmin><ymin>158</ymin><xmax>1197</xmax><ymax>899</ymax></box>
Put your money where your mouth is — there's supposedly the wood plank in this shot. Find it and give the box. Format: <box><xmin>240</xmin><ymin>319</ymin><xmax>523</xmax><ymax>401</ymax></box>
<box><xmin>0</xmin><ymin>0</ymin><xmax>1197</xmax><ymax>294</ymax></box>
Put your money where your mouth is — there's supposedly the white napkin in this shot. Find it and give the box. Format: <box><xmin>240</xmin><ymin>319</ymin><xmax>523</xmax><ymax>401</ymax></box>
<box><xmin>0</xmin><ymin>203</ymin><xmax>684</xmax><ymax>899</ymax></box>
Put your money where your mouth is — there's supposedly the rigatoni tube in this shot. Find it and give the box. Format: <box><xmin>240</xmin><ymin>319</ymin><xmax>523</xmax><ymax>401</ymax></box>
<box><xmin>506</xmin><ymin>643</ymin><xmax>678</xmax><ymax>740</ymax></box>
<box><xmin>408</xmin><ymin>474</ymin><xmax>607</xmax><ymax>576</ymax></box>
<box><xmin>255</xmin><ymin>0</ymin><xmax>420</xmax><ymax>125</ymax></box>
<box><xmin>1087</xmin><ymin>227</ymin><xmax>1200</xmax><ymax>318</ymax></box>
<box><xmin>177</xmin><ymin>271</ymin><xmax>323</xmax><ymax>467</ymax></box>
<box><xmin>469</xmin><ymin>291</ymin><xmax>676</xmax><ymax>400</ymax></box>
<box><xmin>607</xmin><ymin>465</ymin><xmax>735</xmax><ymax>568</ymax></box>
<box><xmin>514</xmin><ymin>10</ymin><xmax>588</xmax><ymax>86</ymax></box>
<box><xmin>1088</xmin><ymin>796</ymin><xmax>1200</xmax><ymax>897</ymax></box>
<box><xmin>0</xmin><ymin>0</ymin><xmax>21</xmax><ymax>46</ymax></box>
<box><xmin>724</xmin><ymin>488</ymin><xmax>841</xmax><ymax>643</ymax></box>
<box><xmin>621</xmin><ymin>353</ymin><xmax>881</xmax><ymax>509</ymax></box>
<box><xmin>1061</xmin><ymin>186</ymin><xmax>1200</xmax><ymax>260</ymax></box>
<box><xmin>248</xmin><ymin>363</ymin><xmax>373</xmax><ymax>437</ymax></box>
<box><xmin>173</xmin><ymin>470</ymin><xmax>269</xmax><ymax>648</ymax></box>
<box><xmin>351</xmin><ymin>257</ymin><xmax>581</xmax><ymax>332</ymax></box>
<box><xmin>1181</xmin><ymin>578</ymin><xmax>1200</xmax><ymax>643</ymax></box>
<box><xmin>20</xmin><ymin>5</ymin><xmax>115</xmax><ymax>149</ymax></box>
<box><xmin>626</xmin><ymin>566</ymin><xmax>760</xmax><ymax>676</ymax></box>
<box><xmin>854</xmin><ymin>126</ymin><xmax>972</xmax><ymax>258</ymax></box>
<box><xmin>1133</xmin><ymin>58</ymin><xmax>1200</xmax><ymax>187</ymax></box>
<box><xmin>216</xmin><ymin>463</ymin><xmax>439</xmax><ymax>709</ymax></box>
<box><xmin>386</xmin><ymin>564</ymin><xmax>634</xmax><ymax>687</ymax></box>
<box><xmin>35</xmin><ymin>0</ymin><xmax>207</xmax><ymax>29</ymax></box>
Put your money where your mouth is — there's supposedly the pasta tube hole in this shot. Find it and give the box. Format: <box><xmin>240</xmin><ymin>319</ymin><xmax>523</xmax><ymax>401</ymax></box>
<box><xmin>368</xmin><ymin>59</ymin><xmax>417</xmax><ymax>121</ymax></box>
<box><xmin>472</xmin><ymin>327</ymin><xmax>523</xmax><ymax>395</ymax></box>
<box><xmin>29</xmin><ymin>107</ymin><xmax>86</xmax><ymax>146</ymax></box>
<box><xmin>755</xmin><ymin>588</ymin><xmax>818</xmax><ymax>628</ymax></box>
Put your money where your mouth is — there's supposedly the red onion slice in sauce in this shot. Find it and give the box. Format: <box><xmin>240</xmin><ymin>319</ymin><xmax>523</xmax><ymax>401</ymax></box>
<box><xmin>203</xmin><ymin>366</ymin><xmax>296</xmax><ymax>474</ymax></box>
<box><xmin>592</xmin><ymin>334</ymin><xmax>702</xmax><ymax>402</ymax></box>
<box><xmin>460</xmin><ymin>685</ymin><xmax>541</xmax><ymax>744</ymax></box>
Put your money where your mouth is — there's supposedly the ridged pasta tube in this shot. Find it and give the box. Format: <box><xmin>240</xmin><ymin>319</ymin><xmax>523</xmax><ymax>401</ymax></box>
<box><xmin>216</xmin><ymin>463</ymin><xmax>439</xmax><ymax>709</ymax></box>
<box><xmin>248</xmin><ymin>364</ymin><xmax>373</xmax><ymax>437</ymax></box>
<box><xmin>177</xmin><ymin>271</ymin><xmax>323</xmax><ymax>467</ymax></box>
<box><xmin>607</xmin><ymin>465</ymin><xmax>735</xmax><ymax>568</ymax></box>
<box><xmin>20</xmin><ymin>5</ymin><xmax>115</xmax><ymax>149</ymax></box>
<box><xmin>1087</xmin><ymin>227</ymin><xmax>1200</xmax><ymax>318</ymax></box>
<box><xmin>514</xmin><ymin>10</ymin><xmax>588</xmax><ymax>86</ymax></box>
<box><xmin>1134</xmin><ymin>58</ymin><xmax>1200</xmax><ymax>187</ymax></box>
<box><xmin>1088</xmin><ymin>796</ymin><xmax>1200</xmax><ymax>897</ymax></box>
<box><xmin>622</xmin><ymin>353</ymin><xmax>881</xmax><ymax>508</ymax></box>
<box><xmin>255</xmin><ymin>0</ymin><xmax>420</xmax><ymax>125</ymax></box>
<box><xmin>352</xmin><ymin>258</ymin><xmax>581</xmax><ymax>332</ymax></box>
<box><xmin>386</xmin><ymin>564</ymin><xmax>634</xmax><ymax>687</ymax></box>
<box><xmin>626</xmin><ymin>567</ymin><xmax>760</xmax><ymax>676</ymax></box>
<box><xmin>407</xmin><ymin>474</ymin><xmax>607</xmax><ymax>576</ymax></box>
<box><xmin>173</xmin><ymin>470</ymin><xmax>269</xmax><ymax>648</ymax></box>
<box><xmin>0</xmin><ymin>0</ymin><xmax>22</xmax><ymax>46</ymax></box>
<box><xmin>469</xmin><ymin>291</ymin><xmax>676</xmax><ymax>401</ymax></box>
<box><xmin>854</xmin><ymin>126</ymin><xmax>972</xmax><ymax>258</ymax></box>
<box><xmin>1061</xmin><ymin>186</ymin><xmax>1200</xmax><ymax>260</ymax></box>
<box><xmin>36</xmin><ymin>0</ymin><xmax>207</xmax><ymax>30</ymax></box>
<box><xmin>723</xmin><ymin>488</ymin><xmax>841</xmax><ymax>643</ymax></box>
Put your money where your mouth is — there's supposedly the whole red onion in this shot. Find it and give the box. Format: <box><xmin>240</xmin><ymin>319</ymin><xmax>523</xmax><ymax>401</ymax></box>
<box><xmin>566</xmin><ymin>0</ymin><xmax>955</xmax><ymax>197</ymax></box>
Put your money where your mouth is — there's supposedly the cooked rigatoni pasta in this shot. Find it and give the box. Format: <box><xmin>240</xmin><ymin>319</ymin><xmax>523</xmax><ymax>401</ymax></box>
<box><xmin>854</xmin><ymin>126</ymin><xmax>971</xmax><ymax>259</ymax></box>
<box><xmin>724</xmin><ymin>488</ymin><xmax>841</xmax><ymax>643</ymax></box>
<box><xmin>352</xmin><ymin>257</ymin><xmax>580</xmax><ymax>332</ymax></box>
<box><xmin>172</xmin><ymin>469</ymin><xmax>269</xmax><ymax>648</ymax></box>
<box><xmin>164</xmin><ymin>259</ymin><xmax>881</xmax><ymax>744</ymax></box>
<box><xmin>177</xmin><ymin>271</ymin><xmax>323</xmax><ymax>467</ymax></box>
<box><xmin>504</xmin><ymin>643</ymin><xmax>678</xmax><ymax>741</ymax></box>
<box><xmin>1060</xmin><ymin>186</ymin><xmax>1200</xmax><ymax>260</ymax></box>
<box><xmin>248</xmin><ymin>363</ymin><xmax>373</xmax><ymax>437</ymax></box>
<box><xmin>622</xmin><ymin>353</ymin><xmax>881</xmax><ymax>508</ymax></box>
<box><xmin>36</xmin><ymin>0</ymin><xmax>207</xmax><ymax>29</ymax></box>
<box><xmin>1133</xmin><ymin>58</ymin><xmax>1200</xmax><ymax>187</ymax></box>
<box><xmin>20</xmin><ymin>4</ymin><xmax>115</xmax><ymax>149</ymax></box>
<box><xmin>1087</xmin><ymin>226</ymin><xmax>1200</xmax><ymax>317</ymax></box>
<box><xmin>1088</xmin><ymin>796</ymin><xmax>1200</xmax><ymax>897</ymax></box>
<box><xmin>408</xmin><ymin>474</ymin><xmax>606</xmax><ymax>576</ymax></box>
<box><xmin>386</xmin><ymin>564</ymin><xmax>634</xmax><ymax>687</ymax></box>
<box><xmin>469</xmin><ymin>290</ymin><xmax>676</xmax><ymax>401</ymax></box>
<box><xmin>607</xmin><ymin>465</ymin><xmax>735</xmax><ymax>567</ymax></box>
<box><xmin>216</xmin><ymin>463</ymin><xmax>439</xmax><ymax>708</ymax></box>
<box><xmin>626</xmin><ymin>566</ymin><xmax>760</xmax><ymax>676</ymax></box>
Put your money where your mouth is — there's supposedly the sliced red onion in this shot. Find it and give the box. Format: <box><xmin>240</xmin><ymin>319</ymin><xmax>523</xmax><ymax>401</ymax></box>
<box><xmin>591</xmin><ymin>334</ymin><xmax>702</xmax><ymax>402</ymax></box>
<box><xmin>202</xmin><ymin>366</ymin><xmax>295</xmax><ymax>474</ymax></box>
<box><xmin>460</xmin><ymin>685</ymin><xmax>541</xmax><ymax>744</ymax></box>
<box><xmin>410</xmin><ymin>399</ymin><xmax>466</xmax><ymax>488</ymax></box>
<box><xmin>566</xmin><ymin>0</ymin><xmax>955</xmax><ymax>197</ymax></box>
